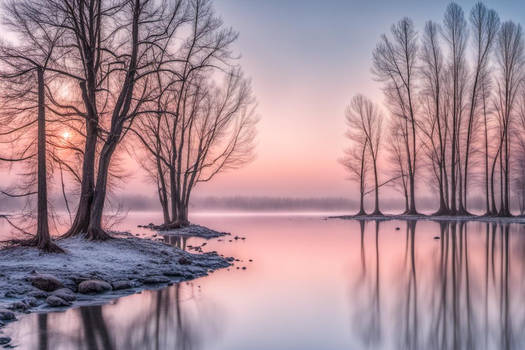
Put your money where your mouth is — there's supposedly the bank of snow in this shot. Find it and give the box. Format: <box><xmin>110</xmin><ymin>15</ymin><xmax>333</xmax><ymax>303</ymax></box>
<box><xmin>0</xmin><ymin>234</ymin><xmax>231</xmax><ymax>336</ymax></box>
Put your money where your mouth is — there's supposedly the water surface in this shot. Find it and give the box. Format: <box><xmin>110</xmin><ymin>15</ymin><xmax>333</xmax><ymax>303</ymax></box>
<box><xmin>3</xmin><ymin>213</ymin><xmax>525</xmax><ymax>349</ymax></box>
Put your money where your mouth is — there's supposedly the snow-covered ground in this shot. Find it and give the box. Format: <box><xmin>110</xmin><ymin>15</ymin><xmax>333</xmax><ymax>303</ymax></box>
<box><xmin>0</xmin><ymin>229</ymin><xmax>232</xmax><ymax>345</ymax></box>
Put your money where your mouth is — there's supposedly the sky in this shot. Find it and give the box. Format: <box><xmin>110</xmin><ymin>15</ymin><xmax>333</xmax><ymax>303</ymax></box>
<box><xmin>182</xmin><ymin>0</ymin><xmax>525</xmax><ymax>198</ymax></box>
<box><xmin>4</xmin><ymin>0</ymin><xmax>525</xmax><ymax>201</ymax></box>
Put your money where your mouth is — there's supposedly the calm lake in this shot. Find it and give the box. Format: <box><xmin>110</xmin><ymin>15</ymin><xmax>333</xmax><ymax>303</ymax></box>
<box><xmin>3</xmin><ymin>213</ymin><xmax>525</xmax><ymax>349</ymax></box>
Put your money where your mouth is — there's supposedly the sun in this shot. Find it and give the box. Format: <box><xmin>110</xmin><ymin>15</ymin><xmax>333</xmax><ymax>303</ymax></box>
<box><xmin>62</xmin><ymin>131</ymin><xmax>71</xmax><ymax>141</ymax></box>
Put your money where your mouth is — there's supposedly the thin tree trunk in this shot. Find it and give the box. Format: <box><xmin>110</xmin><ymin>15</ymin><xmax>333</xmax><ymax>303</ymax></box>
<box><xmin>34</xmin><ymin>68</ymin><xmax>62</xmax><ymax>252</ymax></box>
<box><xmin>483</xmin><ymin>94</ymin><xmax>490</xmax><ymax>215</ymax></box>
<box><xmin>372</xmin><ymin>157</ymin><xmax>381</xmax><ymax>215</ymax></box>
<box><xmin>156</xmin><ymin>158</ymin><xmax>170</xmax><ymax>224</ymax></box>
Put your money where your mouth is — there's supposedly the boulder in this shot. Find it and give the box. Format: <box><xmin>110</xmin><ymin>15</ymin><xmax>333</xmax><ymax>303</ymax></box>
<box><xmin>78</xmin><ymin>280</ymin><xmax>112</xmax><ymax>294</ymax></box>
<box><xmin>111</xmin><ymin>280</ymin><xmax>135</xmax><ymax>290</ymax></box>
<box><xmin>8</xmin><ymin>301</ymin><xmax>29</xmax><ymax>312</ymax></box>
<box><xmin>46</xmin><ymin>295</ymin><xmax>72</xmax><ymax>307</ymax></box>
<box><xmin>28</xmin><ymin>274</ymin><xmax>63</xmax><ymax>292</ymax></box>
<box><xmin>52</xmin><ymin>288</ymin><xmax>76</xmax><ymax>302</ymax></box>
<box><xmin>0</xmin><ymin>309</ymin><xmax>15</xmax><ymax>321</ymax></box>
<box><xmin>27</xmin><ymin>290</ymin><xmax>49</xmax><ymax>299</ymax></box>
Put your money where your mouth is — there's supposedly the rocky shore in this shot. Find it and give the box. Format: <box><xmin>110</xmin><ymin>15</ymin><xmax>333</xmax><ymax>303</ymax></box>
<box><xmin>0</xmin><ymin>232</ymin><xmax>232</xmax><ymax>347</ymax></box>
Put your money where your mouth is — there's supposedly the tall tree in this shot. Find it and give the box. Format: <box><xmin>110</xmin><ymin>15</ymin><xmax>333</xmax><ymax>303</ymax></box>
<box><xmin>373</xmin><ymin>18</ymin><xmax>419</xmax><ymax>214</ymax></box>
<box><xmin>420</xmin><ymin>20</ymin><xmax>450</xmax><ymax>214</ymax></box>
<box><xmin>494</xmin><ymin>21</ymin><xmax>524</xmax><ymax>216</ymax></box>
<box><xmin>0</xmin><ymin>0</ymin><xmax>64</xmax><ymax>252</ymax></box>
<box><xmin>132</xmin><ymin>0</ymin><xmax>256</xmax><ymax>228</ymax></box>
<box><xmin>442</xmin><ymin>2</ymin><xmax>468</xmax><ymax>214</ymax></box>
<box><xmin>462</xmin><ymin>3</ymin><xmax>499</xmax><ymax>212</ymax></box>
<box><xmin>31</xmin><ymin>0</ymin><xmax>188</xmax><ymax>239</ymax></box>
<box><xmin>344</xmin><ymin>95</ymin><xmax>384</xmax><ymax>215</ymax></box>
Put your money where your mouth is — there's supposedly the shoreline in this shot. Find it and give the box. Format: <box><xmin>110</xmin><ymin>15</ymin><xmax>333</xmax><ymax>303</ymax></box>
<box><xmin>329</xmin><ymin>213</ymin><xmax>525</xmax><ymax>224</ymax></box>
<box><xmin>0</xmin><ymin>226</ymin><xmax>231</xmax><ymax>346</ymax></box>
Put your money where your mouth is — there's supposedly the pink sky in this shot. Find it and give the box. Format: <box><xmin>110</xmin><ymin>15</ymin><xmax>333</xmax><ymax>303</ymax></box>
<box><xmin>5</xmin><ymin>0</ymin><xmax>525</xmax><ymax>200</ymax></box>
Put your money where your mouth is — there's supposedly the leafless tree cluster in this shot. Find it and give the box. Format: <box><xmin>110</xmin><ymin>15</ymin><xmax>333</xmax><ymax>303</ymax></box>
<box><xmin>344</xmin><ymin>2</ymin><xmax>525</xmax><ymax>217</ymax></box>
<box><xmin>130</xmin><ymin>0</ymin><xmax>257</xmax><ymax>228</ymax></box>
<box><xmin>0</xmin><ymin>0</ymin><xmax>256</xmax><ymax>251</ymax></box>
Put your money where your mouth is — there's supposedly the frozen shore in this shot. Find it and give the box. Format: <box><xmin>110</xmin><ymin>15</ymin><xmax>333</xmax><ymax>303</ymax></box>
<box><xmin>0</xmin><ymin>228</ymin><xmax>232</xmax><ymax>346</ymax></box>
<box><xmin>330</xmin><ymin>213</ymin><xmax>525</xmax><ymax>224</ymax></box>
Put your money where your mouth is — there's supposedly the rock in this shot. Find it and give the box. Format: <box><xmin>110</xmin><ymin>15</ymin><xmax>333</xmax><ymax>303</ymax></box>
<box><xmin>433</xmin><ymin>236</ymin><xmax>440</xmax><ymax>240</ymax></box>
<box><xmin>242</xmin><ymin>267</ymin><xmax>247</xmax><ymax>270</ymax></box>
<box><xmin>27</xmin><ymin>291</ymin><xmax>49</xmax><ymax>299</ymax></box>
<box><xmin>0</xmin><ymin>337</ymin><xmax>11</xmax><ymax>346</ymax></box>
<box><xmin>71</xmin><ymin>274</ymin><xmax>92</xmax><ymax>284</ymax></box>
<box><xmin>78</xmin><ymin>280</ymin><xmax>112</xmax><ymax>294</ymax></box>
<box><xmin>52</xmin><ymin>288</ymin><xmax>76</xmax><ymax>302</ymax></box>
<box><xmin>395</xmin><ymin>227</ymin><xmax>400</xmax><ymax>231</ymax></box>
<box><xmin>178</xmin><ymin>257</ymin><xmax>191</xmax><ymax>265</ymax></box>
<box><xmin>4</xmin><ymin>291</ymin><xmax>18</xmax><ymax>298</ymax></box>
<box><xmin>111</xmin><ymin>280</ymin><xmax>135</xmax><ymax>290</ymax></box>
<box><xmin>23</xmin><ymin>297</ymin><xmax>39</xmax><ymax>307</ymax></box>
<box><xmin>142</xmin><ymin>276</ymin><xmax>170</xmax><ymax>284</ymax></box>
<box><xmin>28</xmin><ymin>274</ymin><xmax>63</xmax><ymax>292</ymax></box>
<box><xmin>0</xmin><ymin>309</ymin><xmax>15</xmax><ymax>321</ymax></box>
<box><xmin>8</xmin><ymin>301</ymin><xmax>29</xmax><ymax>312</ymax></box>
<box><xmin>46</xmin><ymin>295</ymin><xmax>72</xmax><ymax>307</ymax></box>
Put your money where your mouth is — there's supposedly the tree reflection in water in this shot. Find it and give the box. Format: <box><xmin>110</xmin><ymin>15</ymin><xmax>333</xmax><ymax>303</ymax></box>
<box><xmin>29</xmin><ymin>282</ymin><xmax>218</xmax><ymax>350</ymax></box>
<box><xmin>351</xmin><ymin>220</ymin><xmax>525</xmax><ymax>350</ymax></box>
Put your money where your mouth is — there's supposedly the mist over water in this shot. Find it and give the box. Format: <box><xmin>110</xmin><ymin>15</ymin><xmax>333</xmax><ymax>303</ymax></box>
<box><xmin>4</xmin><ymin>213</ymin><xmax>525</xmax><ymax>350</ymax></box>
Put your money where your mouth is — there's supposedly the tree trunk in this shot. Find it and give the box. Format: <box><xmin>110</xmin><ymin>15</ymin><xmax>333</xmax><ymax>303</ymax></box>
<box><xmin>483</xmin><ymin>107</ymin><xmax>490</xmax><ymax>215</ymax></box>
<box><xmin>85</xmin><ymin>140</ymin><xmax>116</xmax><ymax>240</ymax></box>
<box><xmin>503</xmin><ymin>130</ymin><xmax>511</xmax><ymax>216</ymax></box>
<box><xmin>435</xmin><ymin>170</ymin><xmax>450</xmax><ymax>215</ymax></box>
<box><xmin>169</xmin><ymin>167</ymin><xmax>178</xmax><ymax>223</ymax></box>
<box><xmin>34</xmin><ymin>68</ymin><xmax>62</xmax><ymax>252</ymax></box>
<box><xmin>408</xmin><ymin>172</ymin><xmax>417</xmax><ymax>215</ymax></box>
<box><xmin>490</xmin><ymin>150</ymin><xmax>499</xmax><ymax>215</ymax></box>
<box><xmin>62</xmin><ymin>81</ymin><xmax>98</xmax><ymax>238</ymax></box>
<box><xmin>372</xmin><ymin>157</ymin><xmax>381</xmax><ymax>215</ymax></box>
<box><xmin>156</xmin><ymin>158</ymin><xmax>170</xmax><ymax>224</ymax></box>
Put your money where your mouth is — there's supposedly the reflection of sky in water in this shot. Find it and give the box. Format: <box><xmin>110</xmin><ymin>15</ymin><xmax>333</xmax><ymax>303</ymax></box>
<box><xmin>4</xmin><ymin>213</ymin><xmax>525</xmax><ymax>349</ymax></box>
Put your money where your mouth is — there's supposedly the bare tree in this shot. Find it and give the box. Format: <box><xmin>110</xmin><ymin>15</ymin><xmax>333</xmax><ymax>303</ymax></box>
<box><xmin>132</xmin><ymin>0</ymin><xmax>256</xmax><ymax>228</ymax></box>
<box><xmin>0</xmin><ymin>0</ymin><xmax>64</xmax><ymax>252</ymax></box>
<box><xmin>373</xmin><ymin>18</ymin><xmax>419</xmax><ymax>214</ymax></box>
<box><xmin>493</xmin><ymin>21</ymin><xmax>524</xmax><ymax>216</ymax></box>
<box><xmin>420</xmin><ymin>20</ymin><xmax>450</xmax><ymax>214</ymax></box>
<box><xmin>344</xmin><ymin>95</ymin><xmax>384</xmax><ymax>215</ymax></box>
<box><xmin>442</xmin><ymin>2</ymin><xmax>468</xmax><ymax>214</ymax></box>
<box><xmin>26</xmin><ymin>0</ymin><xmax>189</xmax><ymax>239</ymax></box>
<box><xmin>462</xmin><ymin>3</ymin><xmax>499</xmax><ymax>212</ymax></box>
